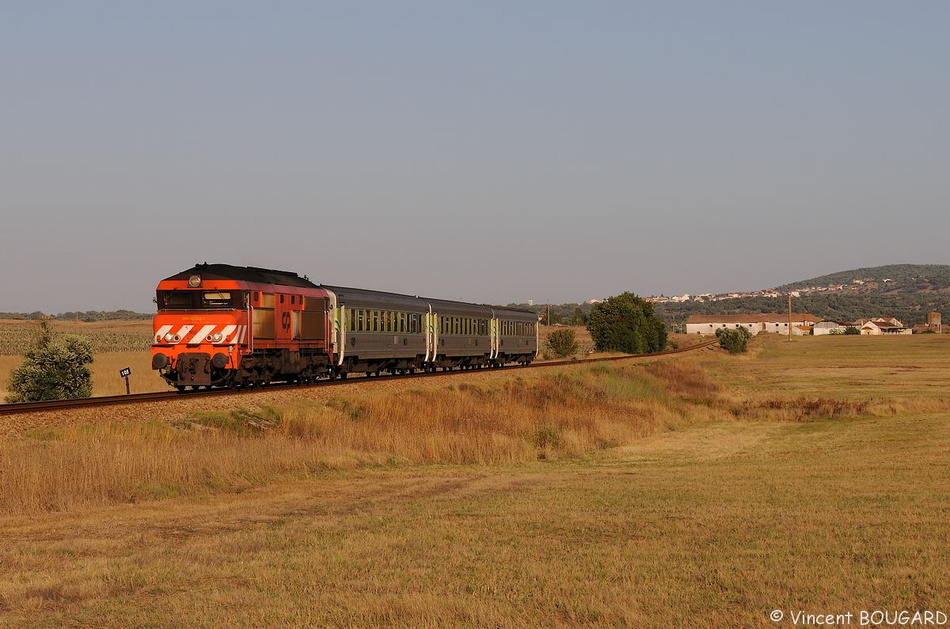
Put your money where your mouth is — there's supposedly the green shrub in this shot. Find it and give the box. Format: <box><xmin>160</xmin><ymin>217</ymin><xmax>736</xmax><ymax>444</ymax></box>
<box><xmin>586</xmin><ymin>292</ymin><xmax>667</xmax><ymax>354</ymax></box>
<box><xmin>6</xmin><ymin>321</ymin><xmax>94</xmax><ymax>402</ymax></box>
<box><xmin>546</xmin><ymin>329</ymin><xmax>580</xmax><ymax>358</ymax></box>
<box><xmin>715</xmin><ymin>327</ymin><xmax>752</xmax><ymax>354</ymax></box>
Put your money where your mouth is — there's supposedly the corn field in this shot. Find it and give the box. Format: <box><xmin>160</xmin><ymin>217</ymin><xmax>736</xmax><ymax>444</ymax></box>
<box><xmin>0</xmin><ymin>324</ymin><xmax>151</xmax><ymax>356</ymax></box>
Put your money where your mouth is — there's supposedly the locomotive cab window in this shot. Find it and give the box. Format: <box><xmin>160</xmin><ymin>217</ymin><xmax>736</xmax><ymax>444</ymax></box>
<box><xmin>158</xmin><ymin>290</ymin><xmax>246</xmax><ymax>310</ymax></box>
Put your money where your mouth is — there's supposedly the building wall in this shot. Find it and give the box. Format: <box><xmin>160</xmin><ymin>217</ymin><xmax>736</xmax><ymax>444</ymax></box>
<box><xmin>813</xmin><ymin>322</ymin><xmax>847</xmax><ymax>335</ymax></box>
<box><xmin>686</xmin><ymin>320</ymin><xmax>810</xmax><ymax>336</ymax></box>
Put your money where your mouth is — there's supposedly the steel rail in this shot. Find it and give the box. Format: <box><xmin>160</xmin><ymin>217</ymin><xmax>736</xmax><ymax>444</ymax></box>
<box><xmin>0</xmin><ymin>339</ymin><xmax>718</xmax><ymax>416</ymax></box>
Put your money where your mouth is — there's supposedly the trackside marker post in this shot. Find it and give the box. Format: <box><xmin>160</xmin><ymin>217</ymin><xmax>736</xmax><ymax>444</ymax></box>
<box><xmin>119</xmin><ymin>367</ymin><xmax>131</xmax><ymax>395</ymax></box>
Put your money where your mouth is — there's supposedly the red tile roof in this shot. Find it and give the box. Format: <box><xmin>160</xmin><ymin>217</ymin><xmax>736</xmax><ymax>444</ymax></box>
<box><xmin>686</xmin><ymin>313</ymin><xmax>821</xmax><ymax>324</ymax></box>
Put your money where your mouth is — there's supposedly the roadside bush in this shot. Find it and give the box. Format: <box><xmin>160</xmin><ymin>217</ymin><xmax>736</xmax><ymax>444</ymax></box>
<box><xmin>715</xmin><ymin>327</ymin><xmax>751</xmax><ymax>354</ymax></box>
<box><xmin>546</xmin><ymin>329</ymin><xmax>580</xmax><ymax>358</ymax></box>
<box><xmin>844</xmin><ymin>326</ymin><xmax>860</xmax><ymax>335</ymax></box>
<box><xmin>5</xmin><ymin>321</ymin><xmax>94</xmax><ymax>402</ymax></box>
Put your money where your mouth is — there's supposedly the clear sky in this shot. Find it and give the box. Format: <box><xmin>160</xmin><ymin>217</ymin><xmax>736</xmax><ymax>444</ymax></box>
<box><xmin>2</xmin><ymin>2</ymin><xmax>948</xmax><ymax>313</ymax></box>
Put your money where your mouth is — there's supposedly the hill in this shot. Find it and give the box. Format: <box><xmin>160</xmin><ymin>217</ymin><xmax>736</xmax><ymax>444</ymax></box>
<box><xmin>776</xmin><ymin>264</ymin><xmax>950</xmax><ymax>295</ymax></box>
<box><xmin>658</xmin><ymin>264</ymin><xmax>950</xmax><ymax>329</ymax></box>
<box><xmin>515</xmin><ymin>265</ymin><xmax>950</xmax><ymax>330</ymax></box>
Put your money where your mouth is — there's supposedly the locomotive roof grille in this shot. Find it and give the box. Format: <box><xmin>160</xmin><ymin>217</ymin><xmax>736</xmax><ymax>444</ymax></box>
<box><xmin>163</xmin><ymin>264</ymin><xmax>320</xmax><ymax>289</ymax></box>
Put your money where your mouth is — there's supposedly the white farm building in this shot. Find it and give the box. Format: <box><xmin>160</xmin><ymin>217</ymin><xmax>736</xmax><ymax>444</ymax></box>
<box><xmin>685</xmin><ymin>313</ymin><xmax>822</xmax><ymax>336</ymax></box>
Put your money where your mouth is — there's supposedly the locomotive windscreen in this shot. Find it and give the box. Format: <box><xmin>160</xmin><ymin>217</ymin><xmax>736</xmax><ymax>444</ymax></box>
<box><xmin>158</xmin><ymin>290</ymin><xmax>248</xmax><ymax>310</ymax></box>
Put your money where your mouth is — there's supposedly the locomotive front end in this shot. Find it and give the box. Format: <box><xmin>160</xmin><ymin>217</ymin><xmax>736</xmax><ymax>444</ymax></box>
<box><xmin>151</xmin><ymin>273</ymin><xmax>249</xmax><ymax>389</ymax></box>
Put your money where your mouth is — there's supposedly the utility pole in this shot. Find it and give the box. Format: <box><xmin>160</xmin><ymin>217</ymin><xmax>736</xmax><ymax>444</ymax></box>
<box><xmin>547</xmin><ymin>303</ymin><xmax>551</xmax><ymax>327</ymax></box>
<box><xmin>787</xmin><ymin>293</ymin><xmax>793</xmax><ymax>342</ymax></box>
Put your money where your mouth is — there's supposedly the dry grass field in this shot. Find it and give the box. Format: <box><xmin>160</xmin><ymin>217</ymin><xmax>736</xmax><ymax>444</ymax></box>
<box><xmin>0</xmin><ymin>319</ymin><xmax>161</xmax><ymax>398</ymax></box>
<box><xmin>0</xmin><ymin>333</ymin><xmax>948</xmax><ymax>626</ymax></box>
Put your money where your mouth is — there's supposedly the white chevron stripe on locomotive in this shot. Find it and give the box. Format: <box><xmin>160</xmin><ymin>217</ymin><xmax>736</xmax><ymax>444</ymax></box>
<box><xmin>188</xmin><ymin>325</ymin><xmax>217</xmax><ymax>345</ymax></box>
<box><xmin>156</xmin><ymin>323</ymin><xmax>247</xmax><ymax>345</ymax></box>
<box><xmin>220</xmin><ymin>325</ymin><xmax>237</xmax><ymax>343</ymax></box>
<box><xmin>173</xmin><ymin>325</ymin><xmax>194</xmax><ymax>344</ymax></box>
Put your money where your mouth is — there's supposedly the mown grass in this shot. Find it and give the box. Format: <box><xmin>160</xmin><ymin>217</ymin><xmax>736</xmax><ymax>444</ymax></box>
<box><xmin>0</xmin><ymin>334</ymin><xmax>948</xmax><ymax>627</ymax></box>
<box><xmin>1</xmin><ymin>414</ymin><xmax>947</xmax><ymax>627</ymax></box>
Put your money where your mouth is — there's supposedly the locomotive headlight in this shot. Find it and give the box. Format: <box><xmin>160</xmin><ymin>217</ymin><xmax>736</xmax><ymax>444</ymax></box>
<box><xmin>210</xmin><ymin>332</ymin><xmax>223</xmax><ymax>342</ymax></box>
<box><xmin>188</xmin><ymin>274</ymin><xmax>202</xmax><ymax>288</ymax></box>
<box><xmin>163</xmin><ymin>332</ymin><xmax>175</xmax><ymax>342</ymax></box>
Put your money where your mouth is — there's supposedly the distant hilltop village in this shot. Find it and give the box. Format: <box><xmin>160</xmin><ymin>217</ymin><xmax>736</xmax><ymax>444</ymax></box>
<box><xmin>644</xmin><ymin>278</ymin><xmax>893</xmax><ymax>304</ymax></box>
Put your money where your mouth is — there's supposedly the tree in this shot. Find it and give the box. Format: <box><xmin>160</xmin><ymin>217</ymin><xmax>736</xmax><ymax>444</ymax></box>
<box><xmin>546</xmin><ymin>329</ymin><xmax>579</xmax><ymax>358</ymax></box>
<box><xmin>5</xmin><ymin>321</ymin><xmax>94</xmax><ymax>402</ymax></box>
<box><xmin>715</xmin><ymin>327</ymin><xmax>751</xmax><ymax>354</ymax></box>
<box><xmin>586</xmin><ymin>292</ymin><xmax>667</xmax><ymax>354</ymax></box>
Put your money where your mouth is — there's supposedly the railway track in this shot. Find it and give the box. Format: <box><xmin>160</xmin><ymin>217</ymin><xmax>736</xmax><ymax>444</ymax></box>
<box><xmin>0</xmin><ymin>339</ymin><xmax>719</xmax><ymax>416</ymax></box>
